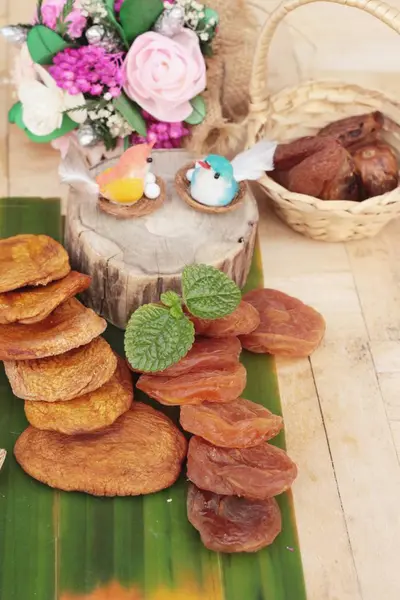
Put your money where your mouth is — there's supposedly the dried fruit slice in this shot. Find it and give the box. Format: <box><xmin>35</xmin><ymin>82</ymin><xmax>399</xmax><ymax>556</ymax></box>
<box><xmin>0</xmin><ymin>234</ymin><xmax>70</xmax><ymax>293</ymax></box>
<box><xmin>187</xmin><ymin>436</ymin><xmax>297</xmax><ymax>499</ymax></box>
<box><xmin>14</xmin><ymin>403</ymin><xmax>187</xmax><ymax>496</ymax></box>
<box><xmin>240</xmin><ymin>289</ymin><xmax>325</xmax><ymax>357</ymax></box>
<box><xmin>24</xmin><ymin>357</ymin><xmax>133</xmax><ymax>435</ymax></box>
<box><xmin>189</xmin><ymin>301</ymin><xmax>260</xmax><ymax>338</ymax></box>
<box><xmin>4</xmin><ymin>337</ymin><xmax>117</xmax><ymax>402</ymax></box>
<box><xmin>137</xmin><ymin>363</ymin><xmax>247</xmax><ymax>406</ymax></box>
<box><xmin>0</xmin><ymin>271</ymin><xmax>91</xmax><ymax>324</ymax></box>
<box><xmin>0</xmin><ymin>298</ymin><xmax>106</xmax><ymax>361</ymax></box>
<box><xmin>130</xmin><ymin>337</ymin><xmax>242</xmax><ymax>377</ymax></box>
<box><xmin>187</xmin><ymin>484</ymin><xmax>282</xmax><ymax>553</ymax></box>
<box><xmin>180</xmin><ymin>398</ymin><xmax>283</xmax><ymax>448</ymax></box>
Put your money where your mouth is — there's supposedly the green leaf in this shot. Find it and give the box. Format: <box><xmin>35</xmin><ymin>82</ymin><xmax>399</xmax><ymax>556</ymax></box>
<box><xmin>27</xmin><ymin>25</ymin><xmax>70</xmax><ymax>65</ymax></box>
<box><xmin>37</xmin><ymin>0</ymin><xmax>44</xmax><ymax>24</ymax></box>
<box><xmin>8</xmin><ymin>103</ymin><xmax>25</xmax><ymax>129</ymax></box>
<box><xmin>124</xmin><ymin>304</ymin><xmax>195</xmax><ymax>372</ymax></box>
<box><xmin>113</xmin><ymin>93</ymin><xmax>147</xmax><ymax>137</ymax></box>
<box><xmin>160</xmin><ymin>291</ymin><xmax>181</xmax><ymax>308</ymax></box>
<box><xmin>119</xmin><ymin>0</ymin><xmax>163</xmax><ymax>44</ymax></box>
<box><xmin>62</xmin><ymin>0</ymin><xmax>74</xmax><ymax>20</ymax></box>
<box><xmin>105</xmin><ymin>0</ymin><xmax>129</xmax><ymax>48</ymax></box>
<box><xmin>182</xmin><ymin>263</ymin><xmax>241</xmax><ymax>319</ymax></box>
<box><xmin>184</xmin><ymin>96</ymin><xmax>206</xmax><ymax>125</ymax></box>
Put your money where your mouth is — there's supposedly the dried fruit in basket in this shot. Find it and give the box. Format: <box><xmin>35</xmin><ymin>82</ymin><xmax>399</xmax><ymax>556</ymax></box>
<box><xmin>352</xmin><ymin>143</ymin><xmax>398</xmax><ymax>199</ymax></box>
<box><xmin>129</xmin><ymin>336</ymin><xmax>242</xmax><ymax>377</ymax></box>
<box><xmin>188</xmin><ymin>301</ymin><xmax>260</xmax><ymax>338</ymax></box>
<box><xmin>0</xmin><ymin>271</ymin><xmax>91</xmax><ymax>324</ymax></box>
<box><xmin>187</xmin><ymin>436</ymin><xmax>297</xmax><ymax>499</ymax></box>
<box><xmin>318</xmin><ymin>111</ymin><xmax>383</xmax><ymax>148</ymax></box>
<box><xmin>187</xmin><ymin>484</ymin><xmax>282</xmax><ymax>553</ymax></box>
<box><xmin>239</xmin><ymin>289</ymin><xmax>325</xmax><ymax>357</ymax></box>
<box><xmin>0</xmin><ymin>234</ymin><xmax>70</xmax><ymax>293</ymax></box>
<box><xmin>137</xmin><ymin>362</ymin><xmax>247</xmax><ymax>406</ymax></box>
<box><xmin>274</xmin><ymin>137</ymin><xmax>359</xmax><ymax>201</ymax></box>
<box><xmin>24</xmin><ymin>357</ymin><xmax>133</xmax><ymax>435</ymax></box>
<box><xmin>180</xmin><ymin>397</ymin><xmax>283</xmax><ymax>448</ymax></box>
<box><xmin>14</xmin><ymin>403</ymin><xmax>187</xmax><ymax>496</ymax></box>
<box><xmin>0</xmin><ymin>298</ymin><xmax>106</xmax><ymax>361</ymax></box>
<box><xmin>4</xmin><ymin>337</ymin><xmax>117</xmax><ymax>402</ymax></box>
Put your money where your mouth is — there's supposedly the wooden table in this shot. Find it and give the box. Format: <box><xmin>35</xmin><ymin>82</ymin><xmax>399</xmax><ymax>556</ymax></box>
<box><xmin>2</xmin><ymin>2</ymin><xmax>400</xmax><ymax>599</ymax></box>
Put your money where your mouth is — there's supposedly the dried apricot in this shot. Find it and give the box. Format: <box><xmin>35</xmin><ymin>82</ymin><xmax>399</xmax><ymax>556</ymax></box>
<box><xmin>189</xmin><ymin>301</ymin><xmax>260</xmax><ymax>338</ymax></box>
<box><xmin>187</xmin><ymin>436</ymin><xmax>297</xmax><ymax>499</ymax></box>
<box><xmin>14</xmin><ymin>403</ymin><xmax>187</xmax><ymax>496</ymax></box>
<box><xmin>180</xmin><ymin>398</ymin><xmax>283</xmax><ymax>448</ymax></box>
<box><xmin>0</xmin><ymin>271</ymin><xmax>91</xmax><ymax>324</ymax></box>
<box><xmin>137</xmin><ymin>362</ymin><xmax>247</xmax><ymax>406</ymax></box>
<box><xmin>0</xmin><ymin>298</ymin><xmax>106</xmax><ymax>360</ymax></box>
<box><xmin>187</xmin><ymin>484</ymin><xmax>282</xmax><ymax>553</ymax></box>
<box><xmin>4</xmin><ymin>337</ymin><xmax>117</xmax><ymax>402</ymax></box>
<box><xmin>240</xmin><ymin>289</ymin><xmax>325</xmax><ymax>357</ymax></box>
<box><xmin>24</xmin><ymin>357</ymin><xmax>133</xmax><ymax>435</ymax></box>
<box><xmin>130</xmin><ymin>336</ymin><xmax>241</xmax><ymax>377</ymax></box>
<box><xmin>0</xmin><ymin>234</ymin><xmax>70</xmax><ymax>293</ymax></box>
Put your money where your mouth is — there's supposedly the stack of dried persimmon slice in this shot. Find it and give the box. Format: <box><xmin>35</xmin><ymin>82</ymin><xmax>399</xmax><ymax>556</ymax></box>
<box><xmin>0</xmin><ymin>235</ymin><xmax>186</xmax><ymax>495</ymax></box>
<box><xmin>135</xmin><ymin>289</ymin><xmax>325</xmax><ymax>553</ymax></box>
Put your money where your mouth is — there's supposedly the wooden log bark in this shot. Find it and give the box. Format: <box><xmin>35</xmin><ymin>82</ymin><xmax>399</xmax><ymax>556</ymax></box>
<box><xmin>65</xmin><ymin>150</ymin><xmax>259</xmax><ymax>329</ymax></box>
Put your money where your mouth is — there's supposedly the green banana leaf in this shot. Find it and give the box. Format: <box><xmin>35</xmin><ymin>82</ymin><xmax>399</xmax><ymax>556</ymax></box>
<box><xmin>0</xmin><ymin>197</ymin><xmax>307</xmax><ymax>600</ymax></box>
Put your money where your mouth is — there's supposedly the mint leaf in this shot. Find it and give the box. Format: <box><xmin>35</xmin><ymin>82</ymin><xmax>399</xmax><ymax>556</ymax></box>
<box><xmin>120</xmin><ymin>0</ymin><xmax>163</xmax><ymax>44</ymax></box>
<box><xmin>124</xmin><ymin>304</ymin><xmax>195</xmax><ymax>372</ymax></box>
<box><xmin>161</xmin><ymin>291</ymin><xmax>181</xmax><ymax>308</ymax></box>
<box><xmin>27</xmin><ymin>25</ymin><xmax>70</xmax><ymax>65</ymax></box>
<box><xmin>169</xmin><ymin>304</ymin><xmax>184</xmax><ymax>319</ymax></box>
<box><xmin>182</xmin><ymin>264</ymin><xmax>241</xmax><ymax>320</ymax></box>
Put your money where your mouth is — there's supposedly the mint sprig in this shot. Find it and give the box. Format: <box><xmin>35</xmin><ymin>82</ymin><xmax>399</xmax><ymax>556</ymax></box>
<box><xmin>182</xmin><ymin>264</ymin><xmax>241</xmax><ymax>320</ymax></box>
<box><xmin>124</xmin><ymin>304</ymin><xmax>195</xmax><ymax>373</ymax></box>
<box><xmin>124</xmin><ymin>264</ymin><xmax>241</xmax><ymax>373</ymax></box>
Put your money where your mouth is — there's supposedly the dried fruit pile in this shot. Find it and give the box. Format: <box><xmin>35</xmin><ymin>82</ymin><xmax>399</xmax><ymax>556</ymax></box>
<box><xmin>0</xmin><ymin>233</ymin><xmax>327</xmax><ymax>554</ymax></box>
<box><xmin>134</xmin><ymin>290</ymin><xmax>325</xmax><ymax>553</ymax></box>
<box><xmin>0</xmin><ymin>234</ymin><xmax>186</xmax><ymax>495</ymax></box>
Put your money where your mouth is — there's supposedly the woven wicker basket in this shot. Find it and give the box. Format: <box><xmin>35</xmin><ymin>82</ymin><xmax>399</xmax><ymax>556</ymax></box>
<box><xmin>247</xmin><ymin>0</ymin><xmax>400</xmax><ymax>242</ymax></box>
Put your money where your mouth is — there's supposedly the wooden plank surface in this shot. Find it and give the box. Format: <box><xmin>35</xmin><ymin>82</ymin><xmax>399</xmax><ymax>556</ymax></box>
<box><xmin>3</xmin><ymin>1</ymin><xmax>400</xmax><ymax>599</ymax></box>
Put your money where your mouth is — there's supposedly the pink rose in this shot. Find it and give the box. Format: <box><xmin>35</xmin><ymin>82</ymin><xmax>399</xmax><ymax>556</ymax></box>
<box><xmin>38</xmin><ymin>0</ymin><xmax>87</xmax><ymax>39</ymax></box>
<box><xmin>123</xmin><ymin>30</ymin><xmax>206</xmax><ymax>123</ymax></box>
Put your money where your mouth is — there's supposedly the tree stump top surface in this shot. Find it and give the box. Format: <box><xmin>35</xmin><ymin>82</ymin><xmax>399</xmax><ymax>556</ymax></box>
<box><xmin>71</xmin><ymin>150</ymin><xmax>258</xmax><ymax>277</ymax></box>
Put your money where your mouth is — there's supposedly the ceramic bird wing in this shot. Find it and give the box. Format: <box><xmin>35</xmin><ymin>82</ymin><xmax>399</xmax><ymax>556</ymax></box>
<box><xmin>231</xmin><ymin>140</ymin><xmax>278</xmax><ymax>182</ymax></box>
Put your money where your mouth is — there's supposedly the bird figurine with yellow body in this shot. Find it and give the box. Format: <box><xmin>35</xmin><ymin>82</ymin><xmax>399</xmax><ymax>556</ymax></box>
<box><xmin>96</xmin><ymin>141</ymin><xmax>160</xmax><ymax>204</ymax></box>
<box><xmin>58</xmin><ymin>140</ymin><xmax>161</xmax><ymax>205</ymax></box>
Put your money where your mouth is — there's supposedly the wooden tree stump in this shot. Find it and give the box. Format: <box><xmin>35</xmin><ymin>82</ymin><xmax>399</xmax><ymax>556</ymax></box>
<box><xmin>65</xmin><ymin>150</ymin><xmax>259</xmax><ymax>329</ymax></box>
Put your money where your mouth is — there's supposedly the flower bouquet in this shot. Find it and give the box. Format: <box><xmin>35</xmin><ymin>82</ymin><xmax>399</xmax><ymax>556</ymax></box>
<box><xmin>3</xmin><ymin>0</ymin><xmax>219</xmax><ymax>158</ymax></box>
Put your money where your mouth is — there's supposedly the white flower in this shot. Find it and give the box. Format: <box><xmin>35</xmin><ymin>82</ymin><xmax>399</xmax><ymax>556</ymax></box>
<box><xmin>16</xmin><ymin>48</ymin><xmax>87</xmax><ymax>137</ymax></box>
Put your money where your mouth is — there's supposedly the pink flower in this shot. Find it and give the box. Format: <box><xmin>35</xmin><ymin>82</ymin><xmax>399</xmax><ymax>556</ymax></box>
<box><xmin>123</xmin><ymin>30</ymin><xmax>206</xmax><ymax>123</ymax></box>
<box><xmin>39</xmin><ymin>0</ymin><xmax>87</xmax><ymax>39</ymax></box>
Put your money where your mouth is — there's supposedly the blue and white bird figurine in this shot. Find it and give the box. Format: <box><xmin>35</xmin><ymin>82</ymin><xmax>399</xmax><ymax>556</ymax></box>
<box><xmin>186</xmin><ymin>140</ymin><xmax>278</xmax><ymax>208</ymax></box>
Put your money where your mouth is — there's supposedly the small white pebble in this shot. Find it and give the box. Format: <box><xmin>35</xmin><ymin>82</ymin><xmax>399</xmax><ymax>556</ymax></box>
<box><xmin>167</xmin><ymin>498</ymin><xmax>173</xmax><ymax>503</ymax></box>
<box><xmin>144</xmin><ymin>182</ymin><xmax>160</xmax><ymax>199</ymax></box>
<box><xmin>145</xmin><ymin>172</ymin><xmax>156</xmax><ymax>184</ymax></box>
